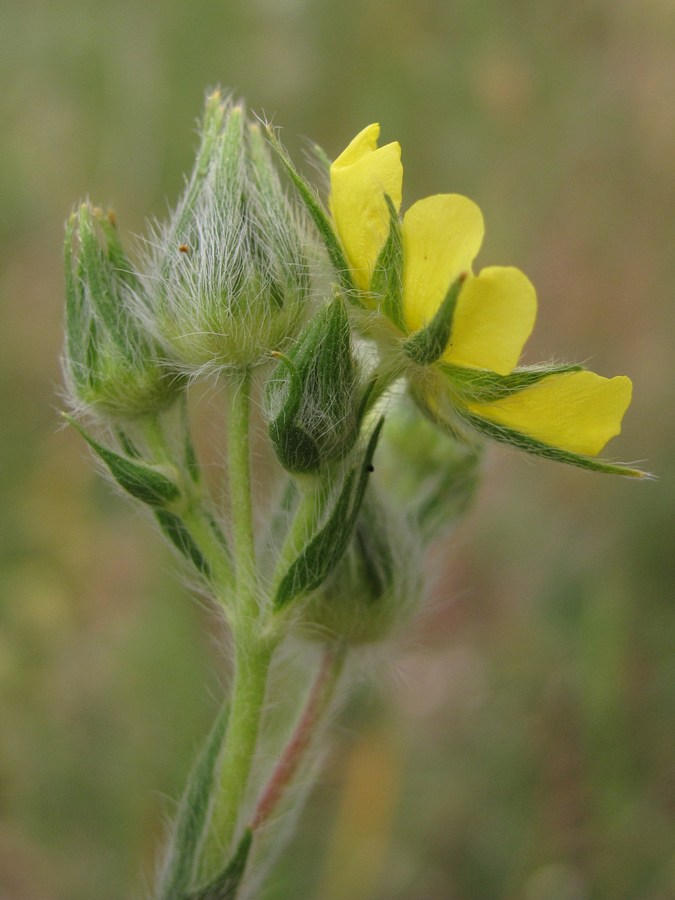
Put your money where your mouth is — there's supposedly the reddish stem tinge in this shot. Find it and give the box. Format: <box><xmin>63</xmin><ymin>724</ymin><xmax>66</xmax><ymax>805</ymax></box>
<box><xmin>250</xmin><ymin>644</ymin><xmax>346</xmax><ymax>831</ymax></box>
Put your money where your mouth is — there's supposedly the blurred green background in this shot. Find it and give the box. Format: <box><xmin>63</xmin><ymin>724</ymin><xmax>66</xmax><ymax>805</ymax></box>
<box><xmin>1</xmin><ymin>0</ymin><xmax>674</xmax><ymax>897</ymax></box>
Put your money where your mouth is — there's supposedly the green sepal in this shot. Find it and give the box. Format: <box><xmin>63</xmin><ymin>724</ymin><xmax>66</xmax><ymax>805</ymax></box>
<box><xmin>439</xmin><ymin>362</ymin><xmax>586</xmax><ymax>403</ymax></box>
<box><xmin>370</xmin><ymin>195</ymin><xmax>404</xmax><ymax>331</ymax></box>
<box><xmin>274</xmin><ymin>418</ymin><xmax>384</xmax><ymax>608</ymax></box>
<box><xmin>64</xmin><ymin>415</ymin><xmax>181</xmax><ymax>506</ymax></box>
<box><xmin>158</xmin><ymin>91</ymin><xmax>227</xmax><ymax>280</ymax></box>
<box><xmin>95</xmin><ymin>208</ymin><xmax>143</xmax><ymax>294</ymax></box>
<box><xmin>76</xmin><ymin>204</ymin><xmax>129</xmax><ymax>354</ymax></box>
<box><xmin>155</xmin><ymin>510</ymin><xmax>211</xmax><ymax>577</ymax></box>
<box><xmin>459</xmin><ymin>410</ymin><xmax>647</xmax><ymax>478</ymax></box>
<box><xmin>64</xmin><ymin>213</ymin><xmax>89</xmax><ymax>393</ymax></box>
<box><xmin>156</xmin><ymin>703</ymin><xmax>229</xmax><ymax>900</ymax></box>
<box><xmin>268</xmin><ymin>349</ymin><xmax>320</xmax><ymax>472</ymax></box>
<box><xmin>267</xmin><ymin>296</ymin><xmax>359</xmax><ymax>474</ymax></box>
<box><xmin>264</xmin><ymin>126</ymin><xmax>360</xmax><ymax>303</ymax></box>
<box><xmin>185</xmin><ymin>828</ymin><xmax>253</xmax><ymax>900</ymax></box>
<box><xmin>402</xmin><ymin>274</ymin><xmax>465</xmax><ymax>365</ymax></box>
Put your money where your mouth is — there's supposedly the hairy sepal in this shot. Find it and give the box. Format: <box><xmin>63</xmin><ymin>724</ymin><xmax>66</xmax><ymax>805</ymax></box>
<box><xmin>369</xmin><ymin>195</ymin><xmax>404</xmax><ymax>330</ymax></box>
<box><xmin>267</xmin><ymin>296</ymin><xmax>359</xmax><ymax>474</ymax></box>
<box><xmin>403</xmin><ymin>274</ymin><xmax>465</xmax><ymax>366</ymax></box>
<box><xmin>274</xmin><ymin>418</ymin><xmax>384</xmax><ymax>609</ymax></box>
<box><xmin>440</xmin><ymin>362</ymin><xmax>586</xmax><ymax>403</ymax></box>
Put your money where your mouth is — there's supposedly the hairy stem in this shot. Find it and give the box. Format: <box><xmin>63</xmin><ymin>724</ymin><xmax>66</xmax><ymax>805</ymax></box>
<box><xmin>201</xmin><ymin>368</ymin><xmax>273</xmax><ymax>873</ymax></box>
<box><xmin>203</xmin><ymin>635</ymin><xmax>272</xmax><ymax>874</ymax></box>
<box><xmin>228</xmin><ymin>369</ymin><xmax>258</xmax><ymax>612</ymax></box>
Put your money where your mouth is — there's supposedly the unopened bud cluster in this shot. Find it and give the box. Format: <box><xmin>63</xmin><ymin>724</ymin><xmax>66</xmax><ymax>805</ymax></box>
<box><xmin>62</xmin><ymin>92</ymin><xmax>434</xmax><ymax>655</ymax></box>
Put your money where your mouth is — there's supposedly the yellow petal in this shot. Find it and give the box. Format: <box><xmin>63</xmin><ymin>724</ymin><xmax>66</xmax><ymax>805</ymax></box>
<box><xmin>466</xmin><ymin>371</ymin><xmax>633</xmax><ymax>456</ymax></box>
<box><xmin>444</xmin><ymin>266</ymin><xmax>537</xmax><ymax>375</ymax></box>
<box><xmin>330</xmin><ymin>124</ymin><xmax>402</xmax><ymax>289</ymax></box>
<box><xmin>402</xmin><ymin>194</ymin><xmax>484</xmax><ymax>332</ymax></box>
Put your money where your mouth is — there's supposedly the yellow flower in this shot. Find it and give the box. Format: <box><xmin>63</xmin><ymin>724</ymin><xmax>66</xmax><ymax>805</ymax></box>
<box><xmin>330</xmin><ymin>124</ymin><xmax>636</xmax><ymax>471</ymax></box>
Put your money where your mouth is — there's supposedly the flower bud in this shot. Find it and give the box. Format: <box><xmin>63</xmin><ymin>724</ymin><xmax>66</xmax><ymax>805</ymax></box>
<box><xmin>299</xmin><ymin>491</ymin><xmax>420</xmax><ymax>645</ymax></box>
<box><xmin>266</xmin><ymin>297</ymin><xmax>360</xmax><ymax>474</ymax></box>
<box><xmin>148</xmin><ymin>92</ymin><xmax>310</xmax><ymax>371</ymax></box>
<box><xmin>64</xmin><ymin>203</ymin><xmax>181</xmax><ymax>420</ymax></box>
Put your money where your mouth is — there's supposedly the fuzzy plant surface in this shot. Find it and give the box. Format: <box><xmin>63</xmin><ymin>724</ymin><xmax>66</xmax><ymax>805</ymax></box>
<box><xmin>61</xmin><ymin>90</ymin><xmax>647</xmax><ymax>899</ymax></box>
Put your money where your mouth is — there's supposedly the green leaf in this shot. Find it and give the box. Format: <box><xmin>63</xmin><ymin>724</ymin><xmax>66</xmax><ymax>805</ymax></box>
<box><xmin>403</xmin><ymin>274</ymin><xmax>465</xmax><ymax>366</ymax></box>
<box><xmin>265</xmin><ymin>126</ymin><xmax>359</xmax><ymax>303</ymax></box>
<box><xmin>185</xmin><ymin>828</ymin><xmax>253</xmax><ymax>900</ymax></box>
<box><xmin>460</xmin><ymin>410</ymin><xmax>647</xmax><ymax>478</ymax></box>
<box><xmin>65</xmin><ymin>415</ymin><xmax>181</xmax><ymax>506</ymax></box>
<box><xmin>369</xmin><ymin>195</ymin><xmax>404</xmax><ymax>331</ymax></box>
<box><xmin>155</xmin><ymin>509</ymin><xmax>211</xmax><ymax>577</ymax></box>
<box><xmin>275</xmin><ymin>419</ymin><xmax>384</xmax><ymax>608</ymax></box>
<box><xmin>115</xmin><ymin>427</ymin><xmax>141</xmax><ymax>458</ymax></box>
<box><xmin>156</xmin><ymin>703</ymin><xmax>229</xmax><ymax>899</ymax></box>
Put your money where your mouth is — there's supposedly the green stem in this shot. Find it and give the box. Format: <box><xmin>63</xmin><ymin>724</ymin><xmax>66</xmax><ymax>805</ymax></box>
<box><xmin>201</xmin><ymin>368</ymin><xmax>274</xmax><ymax>872</ymax></box>
<box><xmin>228</xmin><ymin>369</ymin><xmax>257</xmax><ymax>612</ymax></box>
<box><xmin>203</xmin><ymin>635</ymin><xmax>272</xmax><ymax>872</ymax></box>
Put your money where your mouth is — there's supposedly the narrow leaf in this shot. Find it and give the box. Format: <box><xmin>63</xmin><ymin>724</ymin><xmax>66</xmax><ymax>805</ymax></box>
<box><xmin>116</xmin><ymin>427</ymin><xmax>141</xmax><ymax>458</ymax></box>
<box><xmin>265</xmin><ymin>126</ymin><xmax>359</xmax><ymax>302</ymax></box>
<box><xmin>275</xmin><ymin>419</ymin><xmax>384</xmax><ymax>608</ymax></box>
<box><xmin>185</xmin><ymin>828</ymin><xmax>253</xmax><ymax>900</ymax></box>
<box><xmin>403</xmin><ymin>274</ymin><xmax>465</xmax><ymax>365</ymax></box>
<box><xmin>155</xmin><ymin>510</ymin><xmax>211</xmax><ymax>577</ymax></box>
<box><xmin>65</xmin><ymin>415</ymin><xmax>181</xmax><ymax>506</ymax></box>
<box><xmin>156</xmin><ymin>702</ymin><xmax>230</xmax><ymax>899</ymax></box>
